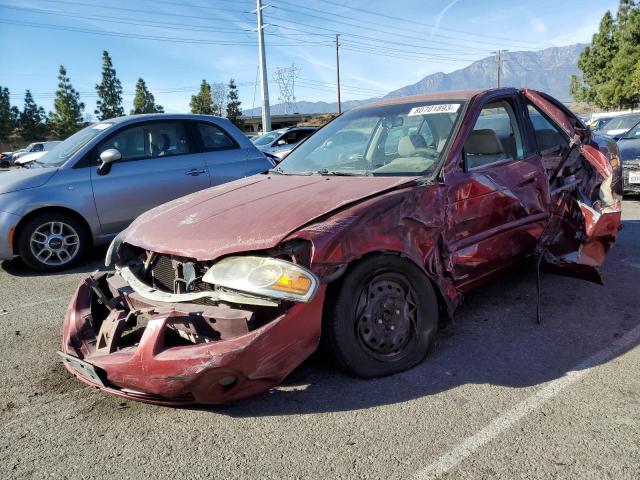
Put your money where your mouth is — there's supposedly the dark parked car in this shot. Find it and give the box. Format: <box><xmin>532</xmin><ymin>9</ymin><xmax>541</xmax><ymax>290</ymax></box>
<box><xmin>60</xmin><ymin>88</ymin><xmax>621</xmax><ymax>405</ymax></box>
<box><xmin>617</xmin><ymin>119</ymin><xmax>640</xmax><ymax>194</ymax></box>
<box><xmin>594</xmin><ymin>112</ymin><xmax>640</xmax><ymax>140</ymax></box>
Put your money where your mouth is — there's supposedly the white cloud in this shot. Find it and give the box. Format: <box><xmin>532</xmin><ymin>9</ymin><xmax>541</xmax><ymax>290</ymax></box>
<box><xmin>530</xmin><ymin>17</ymin><xmax>547</xmax><ymax>33</ymax></box>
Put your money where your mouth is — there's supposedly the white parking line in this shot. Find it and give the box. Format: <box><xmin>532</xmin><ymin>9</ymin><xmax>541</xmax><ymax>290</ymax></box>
<box><xmin>414</xmin><ymin>324</ymin><xmax>640</xmax><ymax>480</ymax></box>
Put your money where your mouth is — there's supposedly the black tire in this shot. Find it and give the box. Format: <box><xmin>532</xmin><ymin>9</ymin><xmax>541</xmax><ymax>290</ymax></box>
<box><xmin>17</xmin><ymin>213</ymin><xmax>90</xmax><ymax>272</ymax></box>
<box><xmin>0</xmin><ymin>160</ymin><xmax>9</xmax><ymax>168</ymax></box>
<box><xmin>324</xmin><ymin>255</ymin><xmax>439</xmax><ymax>378</ymax></box>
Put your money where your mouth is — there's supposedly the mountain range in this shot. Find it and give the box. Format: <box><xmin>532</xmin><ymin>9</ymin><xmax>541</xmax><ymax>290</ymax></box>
<box><xmin>244</xmin><ymin>44</ymin><xmax>586</xmax><ymax>116</ymax></box>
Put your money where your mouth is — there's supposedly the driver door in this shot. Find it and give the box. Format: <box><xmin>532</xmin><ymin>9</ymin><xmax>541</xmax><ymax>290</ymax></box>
<box><xmin>90</xmin><ymin>120</ymin><xmax>210</xmax><ymax>235</ymax></box>
<box><xmin>444</xmin><ymin>94</ymin><xmax>549</xmax><ymax>287</ymax></box>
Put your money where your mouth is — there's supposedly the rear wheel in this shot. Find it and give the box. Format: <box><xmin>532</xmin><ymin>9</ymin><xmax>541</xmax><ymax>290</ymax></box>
<box><xmin>17</xmin><ymin>213</ymin><xmax>89</xmax><ymax>272</ymax></box>
<box><xmin>325</xmin><ymin>255</ymin><xmax>439</xmax><ymax>378</ymax></box>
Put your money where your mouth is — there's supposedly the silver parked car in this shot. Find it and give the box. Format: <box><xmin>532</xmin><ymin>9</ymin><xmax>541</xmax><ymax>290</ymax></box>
<box><xmin>252</xmin><ymin>126</ymin><xmax>318</xmax><ymax>159</ymax></box>
<box><xmin>0</xmin><ymin>114</ymin><xmax>274</xmax><ymax>272</ymax></box>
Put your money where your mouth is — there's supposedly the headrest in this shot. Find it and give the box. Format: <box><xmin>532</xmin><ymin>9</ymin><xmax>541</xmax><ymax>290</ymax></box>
<box><xmin>398</xmin><ymin>134</ymin><xmax>427</xmax><ymax>157</ymax></box>
<box><xmin>465</xmin><ymin>129</ymin><xmax>504</xmax><ymax>155</ymax></box>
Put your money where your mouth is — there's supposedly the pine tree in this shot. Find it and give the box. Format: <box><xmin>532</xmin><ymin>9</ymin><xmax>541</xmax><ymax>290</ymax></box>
<box><xmin>571</xmin><ymin>1</ymin><xmax>640</xmax><ymax>109</ymax></box>
<box><xmin>131</xmin><ymin>78</ymin><xmax>164</xmax><ymax>114</ymax></box>
<box><xmin>49</xmin><ymin>65</ymin><xmax>85</xmax><ymax>139</ymax></box>
<box><xmin>609</xmin><ymin>1</ymin><xmax>640</xmax><ymax>107</ymax></box>
<box><xmin>19</xmin><ymin>90</ymin><xmax>47</xmax><ymax>141</ymax></box>
<box><xmin>95</xmin><ymin>51</ymin><xmax>124</xmax><ymax>120</ymax></box>
<box><xmin>0</xmin><ymin>86</ymin><xmax>14</xmax><ymax>143</ymax></box>
<box><xmin>226</xmin><ymin>78</ymin><xmax>243</xmax><ymax>127</ymax></box>
<box><xmin>190</xmin><ymin>80</ymin><xmax>215</xmax><ymax>115</ymax></box>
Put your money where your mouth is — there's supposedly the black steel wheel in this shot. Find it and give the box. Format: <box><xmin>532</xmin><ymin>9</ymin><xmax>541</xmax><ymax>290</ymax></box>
<box><xmin>325</xmin><ymin>255</ymin><xmax>439</xmax><ymax>378</ymax></box>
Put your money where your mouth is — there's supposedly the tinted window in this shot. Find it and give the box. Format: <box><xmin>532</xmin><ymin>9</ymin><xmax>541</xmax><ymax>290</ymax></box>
<box><xmin>527</xmin><ymin>105</ymin><xmax>568</xmax><ymax>152</ymax></box>
<box><xmin>99</xmin><ymin>121</ymin><xmax>190</xmax><ymax>161</ymax></box>
<box><xmin>281</xmin><ymin>129</ymin><xmax>314</xmax><ymax>145</ymax></box>
<box><xmin>465</xmin><ymin>100</ymin><xmax>524</xmax><ymax>170</ymax></box>
<box><xmin>197</xmin><ymin>123</ymin><xmax>236</xmax><ymax>151</ymax></box>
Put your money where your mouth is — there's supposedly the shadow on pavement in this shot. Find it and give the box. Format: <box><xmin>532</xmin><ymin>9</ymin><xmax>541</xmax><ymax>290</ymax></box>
<box><xmin>0</xmin><ymin>245</ymin><xmax>108</xmax><ymax>278</ymax></box>
<box><xmin>202</xmin><ymin>218</ymin><xmax>640</xmax><ymax>417</ymax></box>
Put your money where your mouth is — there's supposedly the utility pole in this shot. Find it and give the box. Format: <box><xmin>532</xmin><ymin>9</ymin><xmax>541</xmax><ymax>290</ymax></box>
<box><xmin>491</xmin><ymin>49</ymin><xmax>508</xmax><ymax>88</ymax></box>
<box><xmin>255</xmin><ymin>0</ymin><xmax>271</xmax><ymax>132</ymax></box>
<box><xmin>335</xmin><ymin>34</ymin><xmax>342</xmax><ymax>114</ymax></box>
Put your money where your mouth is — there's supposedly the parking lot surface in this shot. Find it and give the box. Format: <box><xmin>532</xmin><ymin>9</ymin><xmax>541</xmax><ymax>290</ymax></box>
<box><xmin>1</xmin><ymin>192</ymin><xmax>638</xmax><ymax>479</ymax></box>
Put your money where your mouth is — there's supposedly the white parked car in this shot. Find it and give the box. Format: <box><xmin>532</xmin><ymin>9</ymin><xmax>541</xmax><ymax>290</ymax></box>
<box><xmin>11</xmin><ymin>141</ymin><xmax>61</xmax><ymax>163</ymax></box>
<box><xmin>14</xmin><ymin>151</ymin><xmax>48</xmax><ymax>166</ymax></box>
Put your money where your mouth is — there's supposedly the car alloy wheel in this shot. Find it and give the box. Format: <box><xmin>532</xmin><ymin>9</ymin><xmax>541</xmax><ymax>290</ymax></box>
<box><xmin>29</xmin><ymin>221</ymin><xmax>80</xmax><ymax>266</ymax></box>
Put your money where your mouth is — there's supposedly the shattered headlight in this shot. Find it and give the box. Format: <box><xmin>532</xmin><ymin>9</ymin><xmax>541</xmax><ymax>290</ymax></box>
<box><xmin>104</xmin><ymin>232</ymin><xmax>124</xmax><ymax>267</ymax></box>
<box><xmin>202</xmin><ymin>256</ymin><xmax>319</xmax><ymax>303</ymax></box>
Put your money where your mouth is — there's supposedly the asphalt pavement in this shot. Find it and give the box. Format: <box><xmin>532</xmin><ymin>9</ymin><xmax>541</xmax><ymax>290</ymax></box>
<box><xmin>1</xmin><ymin>195</ymin><xmax>638</xmax><ymax>479</ymax></box>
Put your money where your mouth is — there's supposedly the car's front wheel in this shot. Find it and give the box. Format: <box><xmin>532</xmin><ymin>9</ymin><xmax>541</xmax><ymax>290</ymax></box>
<box><xmin>17</xmin><ymin>213</ymin><xmax>89</xmax><ymax>272</ymax></box>
<box><xmin>324</xmin><ymin>255</ymin><xmax>439</xmax><ymax>378</ymax></box>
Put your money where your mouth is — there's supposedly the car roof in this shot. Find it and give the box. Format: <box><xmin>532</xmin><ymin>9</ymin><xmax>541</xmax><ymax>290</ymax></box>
<box><xmin>354</xmin><ymin>88</ymin><xmax>516</xmax><ymax>111</ymax></box>
<box><xmin>100</xmin><ymin>113</ymin><xmax>230</xmax><ymax>125</ymax></box>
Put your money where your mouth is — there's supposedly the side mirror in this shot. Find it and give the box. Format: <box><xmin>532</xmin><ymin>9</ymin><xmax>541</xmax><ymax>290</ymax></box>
<box><xmin>276</xmin><ymin>139</ymin><xmax>287</xmax><ymax>146</ymax></box>
<box><xmin>97</xmin><ymin>148</ymin><xmax>121</xmax><ymax>176</ymax></box>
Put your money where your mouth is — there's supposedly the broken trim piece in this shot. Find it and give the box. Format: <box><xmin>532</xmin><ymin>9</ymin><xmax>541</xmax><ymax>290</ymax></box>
<box><xmin>118</xmin><ymin>266</ymin><xmax>278</xmax><ymax>307</ymax></box>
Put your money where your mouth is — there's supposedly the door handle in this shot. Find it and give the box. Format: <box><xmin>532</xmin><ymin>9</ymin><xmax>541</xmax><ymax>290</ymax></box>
<box><xmin>186</xmin><ymin>168</ymin><xmax>207</xmax><ymax>176</ymax></box>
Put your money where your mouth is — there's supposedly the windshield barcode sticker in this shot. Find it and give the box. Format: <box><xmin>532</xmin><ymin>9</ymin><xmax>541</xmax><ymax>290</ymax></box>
<box><xmin>93</xmin><ymin>123</ymin><xmax>112</xmax><ymax>130</ymax></box>
<box><xmin>408</xmin><ymin>104</ymin><xmax>460</xmax><ymax>116</ymax></box>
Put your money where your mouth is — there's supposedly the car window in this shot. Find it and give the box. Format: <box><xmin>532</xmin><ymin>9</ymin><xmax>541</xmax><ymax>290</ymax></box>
<box><xmin>465</xmin><ymin>100</ymin><xmax>524</xmax><ymax>170</ymax></box>
<box><xmin>99</xmin><ymin>121</ymin><xmax>190</xmax><ymax>161</ymax></box>
<box><xmin>623</xmin><ymin>121</ymin><xmax>640</xmax><ymax>139</ymax></box>
<box><xmin>33</xmin><ymin>144</ymin><xmax>44</xmax><ymax>152</ymax></box>
<box><xmin>277</xmin><ymin>101</ymin><xmax>464</xmax><ymax>176</ymax></box>
<box><xmin>197</xmin><ymin>122</ymin><xmax>237</xmax><ymax>151</ymax></box>
<box><xmin>280</xmin><ymin>130</ymin><xmax>310</xmax><ymax>145</ymax></box>
<box><xmin>527</xmin><ymin>104</ymin><xmax>569</xmax><ymax>152</ymax></box>
<box><xmin>383</xmin><ymin>115</ymin><xmax>423</xmax><ymax>155</ymax></box>
<box><xmin>602</xmin><ymin>114</ymin><xmax>640</xmax><ymax>131</ymax></box>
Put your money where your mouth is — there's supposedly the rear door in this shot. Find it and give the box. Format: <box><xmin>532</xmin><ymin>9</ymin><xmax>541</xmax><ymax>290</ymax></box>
<box><xmin>444</xmin><ymin>93</ymin><xmax>549</xmax><ymax>286</ymax></box>
<box><xmin>90</xmin><ymin>120</ymin><xmax>210</xmax><ymax>235</ymax></box>
<box><xmin>522</xmin><ymin>88</ymin><xmax>622</xmax><ymax>283</ymax></box>
<box><xmin>191</xmin><ymin>121</ymin><xmax>272</xmax><ymax>186</ymax></box>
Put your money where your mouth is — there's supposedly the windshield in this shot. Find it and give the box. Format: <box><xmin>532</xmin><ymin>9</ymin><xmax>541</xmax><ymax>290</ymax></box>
<box><xmin>275</xmin><ymin>101</ymin><xmax>464</xmax><ymax>176</ymax></box>
<box><xmin>623</xmin><ymin>121</ymin><xmax>640</xmax><ymax>139</ymax></box>
<box><xmin>37</xmin><ymin>122</ymin><xmax>114</xmax><ymax>167</ymax></box>
<box><xmin>253</xmin><ymin>130</ymin><xmax>286</xmax><ymax>146</ymax></box>
<box><xmin>603</xmin><ymin>115</ymin><xmax>640</xmax><ymax>131</ymax></box>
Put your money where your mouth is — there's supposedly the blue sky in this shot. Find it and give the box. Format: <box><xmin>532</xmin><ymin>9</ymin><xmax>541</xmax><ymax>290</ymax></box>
<box><xmin>0</xmin><ymin>0</ymin><xmax>619</xmax><ymax>117</ymax></box>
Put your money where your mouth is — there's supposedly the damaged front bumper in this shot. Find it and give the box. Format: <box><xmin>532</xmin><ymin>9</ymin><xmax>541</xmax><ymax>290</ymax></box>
<box><xmin>60</xmin><ymin>271</ymin><xmax>325</xmax><ymax>405</ymax></box>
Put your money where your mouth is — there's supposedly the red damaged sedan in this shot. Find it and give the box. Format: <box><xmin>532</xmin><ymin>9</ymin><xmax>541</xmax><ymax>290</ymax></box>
<box><xmin>59</xmin><ymin>88</ymin><xmax>622</xmax><ymax>405</ymax></box>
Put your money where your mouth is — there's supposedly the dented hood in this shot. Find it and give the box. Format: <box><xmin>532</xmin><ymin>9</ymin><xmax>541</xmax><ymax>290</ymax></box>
<box><xmin>123</xmin><ymin>174</ymin><xmax>415</xmax><ymax>260</ymax></box>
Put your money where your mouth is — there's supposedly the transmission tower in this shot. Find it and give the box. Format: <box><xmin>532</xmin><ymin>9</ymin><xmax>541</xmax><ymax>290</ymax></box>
<box><xmin>273</xmin><ymin>64</ymin><xmax>299</xmax><ymax>114</ymax></box>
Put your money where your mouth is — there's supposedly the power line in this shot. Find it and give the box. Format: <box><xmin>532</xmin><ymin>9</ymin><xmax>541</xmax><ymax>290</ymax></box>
<box><xmin>272</xmin><ymin>0</ymin><xmax>545</xmax><ymax>52</ymax></box>
<box><xmin>314</xmin><ymin>0</ymin><xmax>555</xmax><ymax>48</ymax></box>
<box><xmin>32</xmin><ymin>0</ymin><xmax>251</xmax><ymax>22</ymax></box>
<box><xmin>268</xmin><ymin>11</ymin><xmax>491</xmax><ymax>56</ymax></box>
<box><xmin>0</xmin><ymin>19</ymin><xmax>332</xmax><ymax>46</ymax></box>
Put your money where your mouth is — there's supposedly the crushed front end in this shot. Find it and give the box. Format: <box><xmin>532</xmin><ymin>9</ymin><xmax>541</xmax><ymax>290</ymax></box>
<box><xmin>60</xmin><ymin>242</ymin><xmax>324</xmax><ymax>405</ymax></box>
